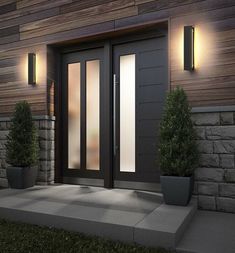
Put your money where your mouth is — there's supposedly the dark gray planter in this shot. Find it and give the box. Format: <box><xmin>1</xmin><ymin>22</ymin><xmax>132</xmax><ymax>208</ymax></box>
<box><xmin>6</xmin><ymin>166</ymin><xmax>38</xmax><ymax>189</ymax></box>
<box><xmin>160</xmin><ymin>175</ymin><xmax>194</xmax><ymax>206</ymax></box>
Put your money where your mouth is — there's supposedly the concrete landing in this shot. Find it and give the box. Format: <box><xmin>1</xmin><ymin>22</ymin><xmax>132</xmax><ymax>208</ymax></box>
<box><xmin>176</xmin><ymin>210</ymin><xmax>235</xmax><ymax>253</ymax></box>
<box><xmin>0</xmin><ymin>185</ymin><xmax>197</xmax><ymax>249</ymax></box>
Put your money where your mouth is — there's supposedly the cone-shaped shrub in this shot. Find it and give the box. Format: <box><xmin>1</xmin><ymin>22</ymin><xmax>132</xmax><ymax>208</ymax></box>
<box><xmin>6</xmin><ymin>101</ymin><xmax>39</xmax><ymax>167</ymax></box>
<box><xmin>159</xmin><ymin>87</ymin><xmax>199</xmax><ymax>176</ymax></box>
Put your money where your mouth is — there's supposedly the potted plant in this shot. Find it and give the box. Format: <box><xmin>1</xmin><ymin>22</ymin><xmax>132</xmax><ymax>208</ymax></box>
<box><xmin>6</xmin><ymin>101</ymin><xmax>39</xmax><ymax>189</ymax></box>
<box><xmin>159</xmin><ymin>87</ymin><xmax>199</xmax><ymax>206</ymax></box>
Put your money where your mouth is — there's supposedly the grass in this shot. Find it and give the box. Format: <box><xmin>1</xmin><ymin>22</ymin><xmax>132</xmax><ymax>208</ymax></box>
<box><xmin>0</xmin><ymin>220</ymin><xmax>173</xmax><ymax>253</ymax></box>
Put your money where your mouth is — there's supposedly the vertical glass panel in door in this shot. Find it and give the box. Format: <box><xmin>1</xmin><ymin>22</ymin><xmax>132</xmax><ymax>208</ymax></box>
<box><xmin>68</xmin><ymin>63</ymin><xmax>81</xmax><ymax>169</ymax></box>
<box><xmin>120</xmin><ymin>54</ymin><xmax>136</xmax><ymax>172</ymax></box>
<box><xmin>86</xmin><ymin>60</ymin><xmax>100</xmax><ymax>170</ymax></box>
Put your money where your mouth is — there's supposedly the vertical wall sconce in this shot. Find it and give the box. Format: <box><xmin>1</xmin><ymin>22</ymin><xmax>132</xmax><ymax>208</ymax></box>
<box><xmin>28</xmin><ymin>53</ymin><xmax>36</xmax><ymax>85</ymax></box>
<box><xmin>184</xmin><ymin>26</ymin><xmax>194</xmax><ymax>71</ymax></box>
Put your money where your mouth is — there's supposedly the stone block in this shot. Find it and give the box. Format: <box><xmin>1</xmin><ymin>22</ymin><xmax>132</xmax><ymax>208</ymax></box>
<box><xmin>0</xmin><ymin>150</ymin><xmax>6</xmax><ymax>159</ymax></box>
<box><xmin>217</xmin><ymin>197</ymin><xmax>235</xmax><ymax>213</ymax></box>
<box><xmin>39</xmin><ymin>140</ymin><xmax>54</xmax><ymax>150</ymax></box>
<box><xmin>6</xmin><ymin>122</ymin><xmax>11</xmax><ymax>129</ymax></box>
<box><xmin>220</xmin><ymin>112</ymin><xmax>234</xmax><ymax>125</ymax></box>
<box><xmin>219</xmin><ymin>183</ymin><xmax>235</xmax><ymax>198</ymax></box>
<box><xmin>0</xmin><ymin>122</ymin><xmax>7</xmax><ymax>130</ymax></box>
<box><xmin>197</xmin><ymin>140</ymin><xmax>213</xmax><ymax>154</ymax></box>
<box><xmin>39</xmin><ymin>120</ymin><xmax>54</xmax><ymax>130</ymax></box>
<box><xmin>214</xmin><ymin>140</ymin><xmax>235</xmax><ymax>154</ymax></box>
<box><xmin>47</xmin><ymin>170</ymin><xmax>55</xmax><ymax>182</ymax></box>
<box><xmin>40</xmin><ymin>150</ymin><xmax>55</xmax><ymax>161</ymax></box>
<box><xmin>0</xmin><ymin>130</ymin><xmax>8</xmax><ymax>140</ymax></box>
<box><xmin>220</xmin><ymin>154</ymin><xmax>235</xmax><ymax>169</ymax></box>
<box><xmin>197</xmin><ymin>182</ymin><xmax>218</xmax><ymax>196</ymax></box>
<box><xmin>39</xmin><ymin>130</ymin><xmax>55</xmax><ymax>140</ymax></box>
<box><xmin>0</xmin><ymin>168</ymin><xmax>6</xmax><ymax>178</ymax></box>
<box><xmin>199</xmin><ymin>154</ymin><xmax>219</xmax><ymax>167</ymax></box>
<box><xmin>37</xmin><ymin>169</ymin><xmax>54</xmax><ymax>183</ymax></box>
<box><xmin>34</xmin><ymin>121</ymin><xmax>40</xmax><ymax>129</ymax></box>
<box><xmin>224</xmin><ymin>170</ymin><xmax>235</xmax><ymax>183</ymax></box>
<box><xmin>195</xmin><ymin>127</ymin><xmax>206</xmax><ymax>140</ymax></box>
<box><xmin>193</xmin><ymin>182</ymin><xmax>198</xmax><ymax>195</ymax></box>
<box><xmin>0</xmin><ymin>178</ymin><xmax>8</xmax><ymax>188</ymax></box>
<box><xmin>39</xmin><ymin>161</ymin><xmax>55</xmax><ymax>171</ymax></box>
<box><xmin>198</xmin><ymin>195</ymin><xmax>216</xmax><ymax>211</ymax></box>
<box><xmin>0</xmin><ymin>159</ymin><xmax>7</xmax><ymax>169</ymax></box>
<box><xmin>192</xmin><ymin>113</ymin><xmax>220</xmax><ymax>126</ymax></box>
<box><xmin>195</xmin><ymin>167</ymin><xmax>224</xmax><ymax>182</ymax></box>
<box><xmin>0</xmin><ymin>140</ymin><xmax>6</xmax><ymax>150</ymax></box>
<box><xmin>37</xmin><ymin>170</ymin><xmax>47</xmax><ymax>182</ymax></box>
<box><xmin>206</xmin><ymin>126</ymin><xmax>235</xmax><ymax>140</ymax></box>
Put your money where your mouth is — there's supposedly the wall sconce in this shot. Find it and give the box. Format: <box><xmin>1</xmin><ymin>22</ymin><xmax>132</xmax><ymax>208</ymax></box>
<box><xmin>184</xmin><ymin>26</ymin><xmax>194</xmax><ymax>71</ymax></box>
<box><xmin>28</xmin><ymin>53</ymin><xmax>36</xmax><ymax>85</ymax></box>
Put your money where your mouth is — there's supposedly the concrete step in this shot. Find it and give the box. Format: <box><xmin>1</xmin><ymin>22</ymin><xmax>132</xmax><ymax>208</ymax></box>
<box><xmin>134</xmin><ymin>198</ymin><xmax>197</xmax><ymax>249</ymax></box>
<box><xmin>0</xmin><ymin>186</ymin><xmax>197</xmax><ymax>249</ymax></box>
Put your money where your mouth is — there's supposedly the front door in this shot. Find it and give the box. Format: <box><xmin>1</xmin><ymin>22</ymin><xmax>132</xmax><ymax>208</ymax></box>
<box><xmin>113</xmin><ymin>36</ymin><xmax>168</xmax><ymax>190</ymax></box>
<box><xmin>60</xmin><ymin>32</ymin><xmax>168</xmax><ymax>190</ymax></box>
<box><xmin>61</xmin><ymin>48</ymin><xmax>104</xmax><ymax>185</ymax></box>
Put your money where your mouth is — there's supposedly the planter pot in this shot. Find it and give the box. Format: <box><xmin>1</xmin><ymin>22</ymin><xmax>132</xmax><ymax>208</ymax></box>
<box><xmin>6</xmin><ymin>166</ymin><xmax>38</xmax><ymax>189</ymax></box>
<box><xmin>160</xmin><ymin>175</ymin><xmax>194</xmax><ymax>206</ymax></box>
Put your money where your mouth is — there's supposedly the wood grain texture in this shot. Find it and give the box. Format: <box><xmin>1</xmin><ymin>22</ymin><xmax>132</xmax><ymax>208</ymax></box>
<box><xmin>20</xmin><ymin>6</ymin><xmax>138</xmax><ymax>40</ymax></box>
<box><xmin>138</xmin><ymin>0</ymin><xmax>205</xmax><ymax>14</ymax></box>
<box><xmin>16</xmin><ymin>0</ymin><xmax>58</xmax><ymax>9</ymax></box>
<box><xmin>20</xmin><ymin>0</ymin><xmax>134</xmax><ymax>32</ymax></box>
<box><xmin>0</xmin><ymin>2</ymin><xmax>16</xmax><ymax>15</ymax></box>
<box><xmin>0</xmin><ymin>0</ymin><xmax>234</xmax><ymax>116</ymax></box>
<box><xmin>0</xmin><ymin>0</ymin><xmax>15</xmax><ymax>7</ymax></box>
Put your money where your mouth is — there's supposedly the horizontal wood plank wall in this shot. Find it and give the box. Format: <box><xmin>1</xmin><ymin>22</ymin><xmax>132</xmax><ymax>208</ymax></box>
<box><xmin>0</xmin><ymin>0</ymin><xmax>234</xmax><ymax>116</ymax></box>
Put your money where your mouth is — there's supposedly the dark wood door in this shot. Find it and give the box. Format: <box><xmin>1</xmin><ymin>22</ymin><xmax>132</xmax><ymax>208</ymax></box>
<box><xmin>113</xmin><ymin>36</ymin><xmax>168</xmax><ymax>186</ymax></box>
<box><xmin>61</xmin><ymin>48</ymin><xmax>105</xmax><ymax>184</ymax></box>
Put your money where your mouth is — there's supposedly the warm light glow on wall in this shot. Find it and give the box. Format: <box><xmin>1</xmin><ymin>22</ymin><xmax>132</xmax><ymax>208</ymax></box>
<box><xmin>194</xmin><ymin>25</ymin><xmax>215</xmax><ymax>70</ymax></box>
<box><xmin>172</xmin><ymin>23</ymin><xmax>216</xmax><ymax>73</ymax></box>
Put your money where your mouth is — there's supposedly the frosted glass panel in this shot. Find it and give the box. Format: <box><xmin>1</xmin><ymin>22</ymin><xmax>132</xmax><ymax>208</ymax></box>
<box><xmin>120</xmin><ymin>54</ymin><xmax>135</xmax><ymax>172</ymax></box>
<box><xmin>68</xmin><ymin>63</ymin><xmax>81</xmax><ymax>169</ymax></box>
<box><xmin>86</xmin><ymin>60</ymin><xmax>100</xmax><ymax>171</ymax></box>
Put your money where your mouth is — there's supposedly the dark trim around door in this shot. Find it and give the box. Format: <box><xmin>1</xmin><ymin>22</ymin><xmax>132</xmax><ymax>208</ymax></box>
<box><xmin>54</xmin><ymin>24</ymin><xmax>168</xmax><ymax>189</ymax></box>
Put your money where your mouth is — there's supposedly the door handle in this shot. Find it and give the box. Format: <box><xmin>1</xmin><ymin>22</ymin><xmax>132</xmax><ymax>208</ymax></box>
<box><xmin>113</xmin><ymin>74</ymin><xmax>117</xmax><ymax>156</ymax></box>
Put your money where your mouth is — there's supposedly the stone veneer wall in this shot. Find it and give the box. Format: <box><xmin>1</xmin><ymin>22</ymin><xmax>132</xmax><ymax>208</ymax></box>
<box><xmin>0</xmin><ymin>116</ymin><xmax>55</xmax><ymax>187</ymax></box>
<box><xmin>193</xmin><ymin>110</ymin><xmax>235</xmax><ymax>213</ymax></box>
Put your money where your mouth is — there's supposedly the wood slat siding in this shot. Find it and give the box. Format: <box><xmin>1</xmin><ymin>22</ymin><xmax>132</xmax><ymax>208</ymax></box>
<box><xmin>0</xmin><ymin>2</ymin><xmax>16</xmax><ymax>15</ymax></box>
<box><xmin>0</xmin><ymin>0</ymin><xmax>234</xmax><ymax>116</ymax></box>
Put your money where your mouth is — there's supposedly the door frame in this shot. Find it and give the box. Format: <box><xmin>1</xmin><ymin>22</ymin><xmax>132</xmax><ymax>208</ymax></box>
<box><xmin>54</xmin><ymin>24</ymin><xmax>168</xmax><ymax>190</ymax></box>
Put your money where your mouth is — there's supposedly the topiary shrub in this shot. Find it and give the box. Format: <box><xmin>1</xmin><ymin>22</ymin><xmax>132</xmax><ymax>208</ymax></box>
<box><xmin>6</xmin><ymin>101</ymin><xmax>39</xmax><ymax>167</ymax></box>
<box><xmin>159</xmin><ymin>87</ymin><xmax>199</xmax><ymax>177</ymax></box>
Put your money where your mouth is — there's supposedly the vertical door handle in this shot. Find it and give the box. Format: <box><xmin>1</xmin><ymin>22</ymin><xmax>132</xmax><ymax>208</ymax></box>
<box><xmin>113</xmin><ymin>74</ymin><xmax>117</xmax><ymax>156</ymax></box>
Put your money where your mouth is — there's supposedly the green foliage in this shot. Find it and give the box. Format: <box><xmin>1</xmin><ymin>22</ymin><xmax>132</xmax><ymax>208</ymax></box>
<box><xmin>6</xmin><ymin>101</ymin><xmax>39</xmax><ymax>167</ymax></box>
<box><xmin>159</xmin><ymin>87</ymin><xmax>199</xmax><ymax>176</ymax></box>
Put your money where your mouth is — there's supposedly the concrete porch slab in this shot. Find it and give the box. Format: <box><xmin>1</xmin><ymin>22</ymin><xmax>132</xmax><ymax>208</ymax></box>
<box><xmin>135</xmin><ymin>200</ymin><xmax>197</xmax><ymax>248</ymax></box>
<box><xmin>0</xmin><ymin>185</ymin><xmax>197</xmax><ymax>249</ymax></box>
<box><xmin>176</xmin><ymin>210</ymin><xmax>235</xmax><ymax>253</ymax></box>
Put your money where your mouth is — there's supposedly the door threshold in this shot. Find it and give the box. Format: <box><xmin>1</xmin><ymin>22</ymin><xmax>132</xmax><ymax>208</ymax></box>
<box><xmin>114</xmin><ymin>180</ymin><xmax>161</xmax><ymax>192</ymax></box>
<box><xmin>63</xmin><ymin>177</ymin><xmax>104</xmax><ymax>187</ymax></box>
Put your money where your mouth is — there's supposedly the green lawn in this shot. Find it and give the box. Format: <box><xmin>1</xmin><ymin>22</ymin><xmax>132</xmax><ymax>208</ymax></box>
<box><xmin>0</xmin><ymin>220</ymin><xmax>173</xmax><ymax>253</ymax></box>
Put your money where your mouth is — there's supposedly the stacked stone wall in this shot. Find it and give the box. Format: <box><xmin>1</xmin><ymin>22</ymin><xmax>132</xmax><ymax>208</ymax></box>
<box><xmin>0</xmin><ymin>116</ymin><xmax>55</xmax><ymax>187</ymax></box>
<box><xmin>193</xmin><ymin>111</ymin><xmax>235</xmax><ymax>213</ymax></box>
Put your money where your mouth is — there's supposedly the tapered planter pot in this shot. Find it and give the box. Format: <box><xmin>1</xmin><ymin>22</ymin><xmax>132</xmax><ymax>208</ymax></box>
<box><xmin>6</xmin><ymin>166</ymin><xmax>38</xmax><ymax>189</ymax></box>
<box><xmin>160</xmin><ymin>175</ymin><xmax>194</xmax><ymax>206</ymax></box>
